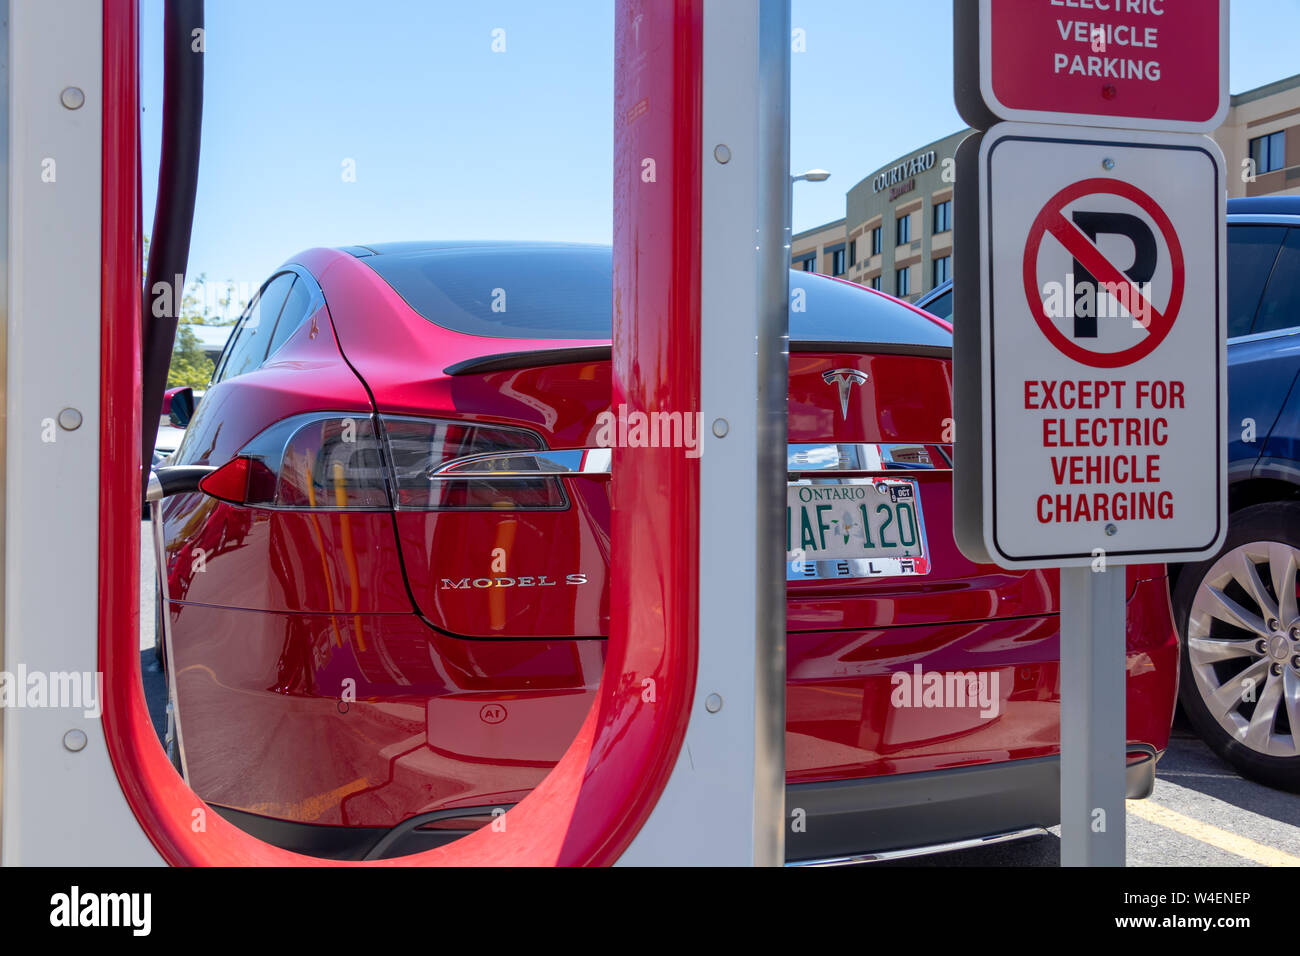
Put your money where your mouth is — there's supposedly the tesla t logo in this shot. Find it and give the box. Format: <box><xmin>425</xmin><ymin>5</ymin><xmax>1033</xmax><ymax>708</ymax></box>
<box><xmin>822</xmin><ymin>369</ymin><xmax>868</xmax><ymax>420</ymax></box>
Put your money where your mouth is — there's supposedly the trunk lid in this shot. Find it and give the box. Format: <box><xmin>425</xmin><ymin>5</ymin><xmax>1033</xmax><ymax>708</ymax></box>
<box><xmin>362</xmin><ymin>344</ymin><xmax>1055</xmax><ymax>638</ymax></box>
<box><xmin>785</xmin><ymin>347</ymin><xmax>1056</xmax><ymax>630</ymax></box>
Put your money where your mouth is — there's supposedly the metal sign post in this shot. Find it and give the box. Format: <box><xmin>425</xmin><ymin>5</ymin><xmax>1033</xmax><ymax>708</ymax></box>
<box><xmin>953</xmin><ymin>1</ymin><xmax>1230</xmax><ymax>867</ymax></box>
<box><xmin>1059</xmin><ymin>565</ymin><xmax>1127</xmax><ymax>866</ymax></box>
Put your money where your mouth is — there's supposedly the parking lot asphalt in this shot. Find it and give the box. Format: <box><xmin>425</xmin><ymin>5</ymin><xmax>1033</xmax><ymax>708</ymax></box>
<box><xmin>876</xmin><ymin>720</ymin><xmax>1300</xmax><ymax>867</ymax></box>
<box><xmin>139</xmin><ymin>519</ymin><xmax>1298</xmax><ymax>866</ymax></box>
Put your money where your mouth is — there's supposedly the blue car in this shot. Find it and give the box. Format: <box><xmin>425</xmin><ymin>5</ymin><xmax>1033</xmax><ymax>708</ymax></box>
<box><xmin>918</xmin><ymin>195</ymin><xmax>1300</xmax><ymax>790</ymax></box>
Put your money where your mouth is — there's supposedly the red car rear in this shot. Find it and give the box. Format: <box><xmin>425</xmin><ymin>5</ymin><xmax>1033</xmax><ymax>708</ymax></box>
<box><xmin>157</xmin><ymin>241</ymin><xmax>1178</xmax><ymax>862</ymax></box>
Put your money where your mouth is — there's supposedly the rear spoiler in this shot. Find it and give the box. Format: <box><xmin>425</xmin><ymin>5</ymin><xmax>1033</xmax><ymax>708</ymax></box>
<box><xmin>444</xmin><ymin>346</ymin><xmax>612</xmax><ymax>376</ymax></box>
<box><xmin>446</xmin><ymin>340</ymin><xmax>950</xmax><ymax>376</ymax></box>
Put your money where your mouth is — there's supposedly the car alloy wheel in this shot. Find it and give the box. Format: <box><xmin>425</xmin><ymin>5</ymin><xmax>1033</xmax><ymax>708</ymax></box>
<box><xmin>1174</xmin><ymin>501</ymin><xmax>1300</xmax><ymax>791</ymax></box>
<box><xmin>1187</xmin><ymin>541</ymin><xmax>1300</xmax><ymax>756</ymax></box>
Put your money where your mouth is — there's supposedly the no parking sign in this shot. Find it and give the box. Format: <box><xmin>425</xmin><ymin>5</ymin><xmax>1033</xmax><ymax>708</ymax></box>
<box><xmin>1023</xmin><ymin>177</ymin><xmax>1183</xmax><ymax>368</ymax></box>
<box><xmin>953</xmin><ymin>124</ymin><xmax>1227</xmax><ymax>568</ymax></box>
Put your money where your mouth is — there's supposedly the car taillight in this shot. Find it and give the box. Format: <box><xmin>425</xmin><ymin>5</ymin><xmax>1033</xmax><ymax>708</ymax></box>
<box><xmin>237</xmin><ymin>413</ymin><xmax>391</xmax><ymax>510</ymax></box>
<box><xmin>380</xmin><ymin>415</ymin><xmax>567</xmax><ymax>511</ymax></box>
<box><xmin>225</xmin><ymin>412</ymin><xmax>567</xmax><ymax>512</ymax></box>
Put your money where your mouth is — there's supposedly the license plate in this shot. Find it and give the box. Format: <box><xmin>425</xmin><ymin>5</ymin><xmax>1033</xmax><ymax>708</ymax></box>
<box><xmin>786</xmin><ymin>478</ymin><xmax>930</xmax><ymax>580</ymax></box>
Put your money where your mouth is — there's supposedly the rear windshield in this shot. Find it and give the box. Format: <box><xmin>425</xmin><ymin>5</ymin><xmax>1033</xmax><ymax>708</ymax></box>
<box><xmin>358</xmin><ymin>243</ymin><xmax>951</xmax><ymax>348</ymax></box>
<box><xmin>359</xmin><ymin>244</ymin><xmax>613</xmax><ymax>339</ymax></box>
<box><xmin>790</xmin><ymin>273</ymin><xmax>952</xmax><ymax>348</ymax></box>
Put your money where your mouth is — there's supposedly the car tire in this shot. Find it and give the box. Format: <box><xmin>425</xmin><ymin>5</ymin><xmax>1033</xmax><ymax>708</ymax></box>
<box><xmin>1173</xmin><ymin>501</ymin><xmax>1300</xmax><ymax>792</ymax></box>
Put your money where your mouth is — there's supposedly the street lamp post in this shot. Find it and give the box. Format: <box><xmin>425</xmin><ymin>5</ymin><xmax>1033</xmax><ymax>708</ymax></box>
<box><xmin>791</xmin><ymin>168</ymin><xmax>830</xmax><ymax>183</ymax></box>
<box><xmin>789</xmin><ymin>169</ymin><xmax>831</xmax><ymax>272</ymax></box>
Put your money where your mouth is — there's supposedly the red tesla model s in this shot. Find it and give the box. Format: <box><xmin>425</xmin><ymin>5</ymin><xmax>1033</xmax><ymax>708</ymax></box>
<box><xmin>156</xmin><ymin>241</ymin><xmax>1178</xmax><ymax>862</ymax></box>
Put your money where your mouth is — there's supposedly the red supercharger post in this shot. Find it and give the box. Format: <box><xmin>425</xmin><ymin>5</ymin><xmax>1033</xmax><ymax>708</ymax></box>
<box><xmin>1</xmin><ymin>0</ymin><xmax>789</xmax><ymax>865</ymax></box>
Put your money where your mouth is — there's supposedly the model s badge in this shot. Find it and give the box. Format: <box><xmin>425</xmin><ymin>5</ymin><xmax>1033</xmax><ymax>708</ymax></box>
<box><xmin>823</xmin><ymin>368</ymin><xmax>868</xmax><ymax>420</ymax></box>
<box><xmin>440</xmin><ymin>573</ymin><xmax>589</xmax><ymax>590</ymax></box>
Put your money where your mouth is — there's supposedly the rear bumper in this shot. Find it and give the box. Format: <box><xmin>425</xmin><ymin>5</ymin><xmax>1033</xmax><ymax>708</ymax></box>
<box><xmin>785</xmin><ymin>751</ymin><xmax>1159</xmax><ymax>864</ymax></box>
<box><xmin>211</xmin><ymin>750</ymin><xmax>1160</xmax><ymax>863</ymax></box>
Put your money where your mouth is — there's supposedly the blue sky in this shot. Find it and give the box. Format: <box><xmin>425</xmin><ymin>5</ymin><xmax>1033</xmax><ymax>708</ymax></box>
<box><xmin>141</xmin><ymin>0</ymin><xmax>1300</xmax><ymax>317</ymax></box>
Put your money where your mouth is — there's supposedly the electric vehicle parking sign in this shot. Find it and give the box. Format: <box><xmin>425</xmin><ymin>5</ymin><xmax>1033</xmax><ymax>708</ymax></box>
<box><xmin>952</xmin><ymin>123</ymin><xmax>1227</xmax><ymax>569</ymax></box>
<box><xmin>954</xmin><ymin>0</ymin><xmax>1229</xmax><ymax>133</ymax></box>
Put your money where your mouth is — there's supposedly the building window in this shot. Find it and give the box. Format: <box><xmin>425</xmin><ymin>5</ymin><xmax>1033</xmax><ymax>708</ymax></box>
<box><xmin>831</xmin><ymin>247</ymin><xmax>846</xmax><ymax>276</ymax></box>
<box><xmin>795</xmin><ymin>255</ymin><xmax>815</xmax><ymax>272</ymax></box>
<box><xmin>896</xmin><ymin>214</ymin><xmax>911</xmax><ymax>246</ymax></box>
<box><xmin>896</xmin><ymin>266</ymin><xmax>910</xmax><ymax>297</ymax></box>
<box><xmin>870</xmin><ymin>226</ymin><xmax>882</xmax><ymax>256</ymax></box>
<box><xmin>933</xmin><ymin>255</ymin><xmax>951</xmax><ymax>286</ymax></box>
<box><xmin>1249</xmin><ymin>131</ymin><xmax>1286</xmax><ymax>174</ymax></box>
<box><xmin>933</xmin><ymin>200</ymin><xmax>952</xmax><ymax>234</ymax></box>
<box><xmin>869</xmin><ymin>275</ymin><xmax>881</xmax><ymax>291</ymax></box>
<box><xmin>849</xmin><ymin>239</ymin><xmax>857</xmax><ymax>268</ymax></box>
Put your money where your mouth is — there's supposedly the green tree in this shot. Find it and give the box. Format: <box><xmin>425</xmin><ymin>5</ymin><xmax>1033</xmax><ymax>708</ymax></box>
<box><xmin>149</xmin><ymin>259</ymin><xmax>243</xmax><ymax>388</ymax></box>
<box><xmin>167</xmin><ymin>324</ymin><xmax>214</xmax><ymax>389</ymax></box>
<box><xmin>177</xmin><ymin>271</ymin><xmax>242</xmax><ymax>326</ymax></box>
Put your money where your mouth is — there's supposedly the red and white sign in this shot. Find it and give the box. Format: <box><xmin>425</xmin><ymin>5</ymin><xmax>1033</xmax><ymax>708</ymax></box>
<box><xmin>973</xmin><ymin>0</ymin><xmax>1228</xmax><ymax>132</ymax></box>
<box><xmin>957</xmin><ymin>123</ymin><xmax>1227</xmax><ymax>568</ymax></box>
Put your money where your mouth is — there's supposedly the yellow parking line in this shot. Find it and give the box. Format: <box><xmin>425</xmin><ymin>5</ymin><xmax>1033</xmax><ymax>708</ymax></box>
<box><xmin>1127</xmin><ymin>798</ymin><xmax>1300</xmax><ymax>866</ymax></box>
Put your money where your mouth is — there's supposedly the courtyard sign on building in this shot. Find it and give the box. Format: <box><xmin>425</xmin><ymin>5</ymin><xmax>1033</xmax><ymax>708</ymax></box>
<box><xmin>872</xmin><ymin>150</ymin><xmax>936</xmax><ymax>193</ymax></box>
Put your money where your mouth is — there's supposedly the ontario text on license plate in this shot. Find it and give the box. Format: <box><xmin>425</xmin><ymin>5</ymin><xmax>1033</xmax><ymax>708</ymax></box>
<box><xmin>786</xmin><ymin>478</ymin><xmax>929</xmax><ymax>580</ymax></box>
